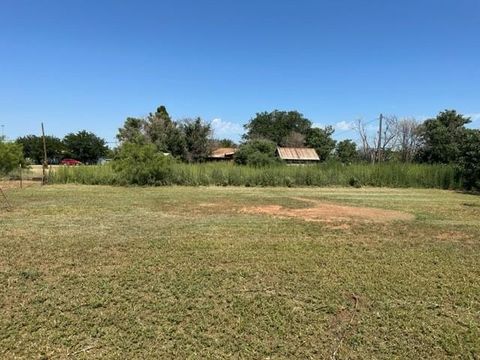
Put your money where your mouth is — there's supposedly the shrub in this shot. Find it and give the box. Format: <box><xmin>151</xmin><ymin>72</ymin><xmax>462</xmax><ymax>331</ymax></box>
<box><xmin>0</xmin><ymin>140</ymin><xmax>25</xmax><ymax>176</ymax></box>
<box><xmin>112</xmin><ymin>143</ymin><xmax>173</xmax><ymax>185</ymax></box>
<box><xmin>348</xmin><ymin>176</ymin><xmax>362</xmax><ymax>188</ymax></box>
<box><xmin>234</xmin><ymin>139</ymin><xmax>279</xmax><ymax>166</ymax></box>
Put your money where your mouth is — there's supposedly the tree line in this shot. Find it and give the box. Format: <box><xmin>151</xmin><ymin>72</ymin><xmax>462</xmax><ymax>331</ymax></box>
<box><xmin>15</xmin><ymin>131</ymin><xmax>109</xmax><ymax>165</ymax></box>
<box><xmin>112</xmin><ymin>106</ymin><xmax>479</xmax><ymax>188</ymax></box>
<box><xmin>1</xmin><ymin>105</ymin><xmax>479</xmax><ymax>189</ymax></box>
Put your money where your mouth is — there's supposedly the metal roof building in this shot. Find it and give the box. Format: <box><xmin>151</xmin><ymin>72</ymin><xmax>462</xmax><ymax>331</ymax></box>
<box><xmin>208</xmin><ymin>147</ymin><xmax>237</xmax><ymax>160</ymax></box>
<box><xmin>276</xmin><ymin>147</ymin><xmax>320</xmax><ymax>163</ymax></box>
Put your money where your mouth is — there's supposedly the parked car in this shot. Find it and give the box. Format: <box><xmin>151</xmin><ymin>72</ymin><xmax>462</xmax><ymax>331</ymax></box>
<box><xmin>60</xmin><ymin>159</ymin><xmax>82</xmax><ymax>166</ymax></box>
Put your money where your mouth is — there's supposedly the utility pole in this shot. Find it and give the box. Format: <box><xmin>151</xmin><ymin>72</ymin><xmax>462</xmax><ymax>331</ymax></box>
<box><xmin>19</xmin><ymin>164</ymin><xmax>23</xmax><ymax>189</ymax></box>
<box><xmin>375</xmin><ymin>113</ymin><xmax>383</xmax><ymax>164</ymax></box>
<box><xmin>41</xmin><ymin>123</ymin><xmax>48</xmax><ymax>185</ymax></box>
<box><xmin>1</xmin><ymin>125</ymin><xmax>4</xmax><ymax>139</ymax></box>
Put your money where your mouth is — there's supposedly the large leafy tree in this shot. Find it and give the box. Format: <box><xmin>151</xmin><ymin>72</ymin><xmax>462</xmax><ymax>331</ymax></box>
<box><xmin>335</xmin><ymin>139</ymin><xmax>358</xmax><ymax>164</ymax></box>
<box><xmin>63</xmin><ymin>131</ymin><xmax>109</xmax><ymax>164</ymax></box>
<box><xmin>418</xmin><ymin>110</ymin><xmax>471</xmax><ymax>163</ymax></box>
<box><xmin>117</xmin><ymin>105</ymin><xmax>217</xmax><ymax>161</ymax></box>
<box><xmin>305</xmin><ymin>126</ymin><xmax>336</xmax><ymax>161</ymax></box>
<box><xmin>243</xmin><ymin>110</ymin><xmax>312</xmax><ymax>145</ymax></box>
<box><xmin>0</xmin><ymin>139</ymin><xmax>25</xmax><ymax>175</ymax></box>
<box><xmin>181</xmin><ymin>118</ymin><xmax>212</xmax><ymax>162</ymax></box>
<box><xmin>16</xmin><ymin>135</ymin><xmax>65</xmax><ymax>164</ymax></box>
<box><xmin>135</xmin><ymin>105</ymin><xmax>187</xmax><ymax>158</ymax></box>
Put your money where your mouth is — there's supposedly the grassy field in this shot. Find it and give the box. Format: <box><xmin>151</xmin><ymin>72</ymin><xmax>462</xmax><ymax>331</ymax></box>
<box><xmin>1</xmin><ymin>185</ymin><xmax>479</xmax><ymax>358</ymax></box>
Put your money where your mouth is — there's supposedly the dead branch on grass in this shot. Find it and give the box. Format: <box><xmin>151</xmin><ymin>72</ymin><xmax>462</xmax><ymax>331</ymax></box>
<box><xmin>0</xmin><ymin>187</ymin><xmax>13</xmax><ymax>211</ymax></box>
<box><xmin>68</xmin><ymin>344</ymin><xmax>97</xmax><ymax>357</ymax></box>
<box><xmin>330</xmin><ymin>294</ymin><xmax>359</xmax><ymax>360</ymax></box>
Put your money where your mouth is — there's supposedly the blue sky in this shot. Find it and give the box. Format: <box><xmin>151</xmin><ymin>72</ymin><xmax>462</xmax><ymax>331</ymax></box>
<box><xmin>1</xmin><ymin>0</ymin><xmax>479</xmax><ymax>144</ymax></box>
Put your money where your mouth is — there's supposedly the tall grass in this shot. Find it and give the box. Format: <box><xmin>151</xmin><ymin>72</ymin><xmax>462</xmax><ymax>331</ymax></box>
<box><xmin>49</xmin><ymin>162</ymin><xmax>461</xmax><ymax>189</ymax></box>
<box><xmin>50</xmin><ymin>165</ymin><xmax>118</xmax><ymax>185</ymax></box>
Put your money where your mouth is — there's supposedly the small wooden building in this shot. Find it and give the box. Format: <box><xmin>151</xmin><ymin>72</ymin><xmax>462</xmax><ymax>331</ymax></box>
<box><xmin>276</xmin><ymin>147</ymin><xmax>320</xmax><ymax>164</ymax></box>
<box><xmin>208</xmin><ymin>147</ymin><xmax>237</xmax><ymax>161</ymax></box>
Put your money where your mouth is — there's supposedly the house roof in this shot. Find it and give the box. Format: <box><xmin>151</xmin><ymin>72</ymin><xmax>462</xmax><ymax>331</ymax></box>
<box><xmin>210</xmin><ymin>147</ymin><xmax>237</xmax><ymax>158</ymax></box>
<box><xmin>277</xmin><ymin>147</ymin><xmax>320</xmax><ymax>161</ymax></box>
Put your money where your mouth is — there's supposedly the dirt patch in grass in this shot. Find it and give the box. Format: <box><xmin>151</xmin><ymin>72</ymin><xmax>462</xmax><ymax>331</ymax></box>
<box><xmin>242</xmin><ymin>197</ymin><xmax>414</xmax><ymax>223</ymax></box>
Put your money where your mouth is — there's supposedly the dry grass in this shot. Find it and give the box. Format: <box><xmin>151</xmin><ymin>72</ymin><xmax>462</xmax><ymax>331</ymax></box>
<box><xmin>241</xmin><ymin>197</ymin><xmax>414</xmax><ymax>224</ymax></box>
<box><xmin>0</xmin><ymin>185</ymin><xmax>479</xmax><ymax>358</ymax></box>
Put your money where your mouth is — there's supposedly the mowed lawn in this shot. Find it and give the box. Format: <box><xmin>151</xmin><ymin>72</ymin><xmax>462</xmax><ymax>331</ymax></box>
<box><xmin>1</xmin><ymin>185</ymin><xmax>479</xmax><ymax>359</ymax></box>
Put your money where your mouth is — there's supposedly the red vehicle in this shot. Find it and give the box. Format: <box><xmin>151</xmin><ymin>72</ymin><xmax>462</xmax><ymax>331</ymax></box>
<box><xmin>60</xmin><ymin>159</ymin><xmax>82</xmax><ymax>166</ymax></box>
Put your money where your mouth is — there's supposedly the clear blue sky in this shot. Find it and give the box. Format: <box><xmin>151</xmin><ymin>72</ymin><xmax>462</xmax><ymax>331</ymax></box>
<box><xmin>1</xmin><ymin>0</ymin><xmax>479</xmax><ymax>144</ymax></box>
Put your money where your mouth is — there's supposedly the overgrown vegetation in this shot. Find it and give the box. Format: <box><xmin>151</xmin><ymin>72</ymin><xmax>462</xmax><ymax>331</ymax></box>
<box><xmin>0</xmin><ymin>139</ymin><xmax>24</xmax><ymax>176</ymax></box>
<box><xmin>49</xmin><ymin>161</ymin><xmax>460</xmax><ymax>189</ymax></box>
<box><xmin>233</xmin><ymin>139</ymin><xmax>279</xmax><ymax>167</ymax></box>
<box><xmin>112</xmin><ymin>143</ymin><xmax>173</xmax><ymax>185</ymax></box>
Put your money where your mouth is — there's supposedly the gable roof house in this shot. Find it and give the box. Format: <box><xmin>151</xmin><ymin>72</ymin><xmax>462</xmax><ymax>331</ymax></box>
<box><xmin>276</xmin><ymin>147</ymin><xmax>320</xmax><ymax>164</ymax></box>
<box><xmin>208</xmin><ymin>147</ymin><xmax>237</xmax><ymax>161</ymax></box>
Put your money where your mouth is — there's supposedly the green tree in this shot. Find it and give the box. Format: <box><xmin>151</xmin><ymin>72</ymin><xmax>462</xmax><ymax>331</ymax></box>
<box><xmin>305</xmin><ymin>126</ymin><xmax>336</xmax><ymax>161</ymax></box>
<box><xmin>181</xmin><ymin>118</ymin><xmax>212</xmax><ymax>162</ymax></box>
<box><xmin>244</xmin><ymin>110</ymin><xmax>312</xmax><ymax>145</ymax></box>
<box><xmin>336</xmin><ymin>139</ymin><xmax>358</xmax><ymax>164</ymax></box>
<box><xmin>0</xmin><ymin>139</ymin><xmax>25</xmax><ymax>175</ymax></box>
<box><xmin>16</xmin><ymin>135</ymin><xmax>65</xmax><ymax>164</ymax></box>
<box><xmin>145</xmin><ymin>106</ymin><xmax>171</xmax><ymax>151</ymax></box>
<box><xmin>210</xmin><ymin>138</ymin><xmax>237</xmax><ymax>149</ymax></box>
<box><xmin>457</xmin><ymin>129</ymin><xmax>480</xmax><ymax>190</ymax></box>
<box><xmin>117</xmin><ymin>117</ymin><xmax>147</xmax><ymax>144</ymax></box>
<box><xmin>63</xmin><ymin>131</ymin><xmax>109</xmax><ymax>164</ymax></box>
<box><xmin>418</xmin><ymin>110</ymin><xmax>471</xmax><ymax>163</ymax></box>
<box><xmin>234</xmin><ymin>139</ymin><xmax>279</xmax><ymax>167</ymax></box>
<box><xmin>144</xmin><ymin>106</ymin><xmax>187</xmax><ymax>158</ymax></box>
<box><xmin>164</xmin><ymin>125</ymin><xmax>187</xmax><ymax>159</ymax></box>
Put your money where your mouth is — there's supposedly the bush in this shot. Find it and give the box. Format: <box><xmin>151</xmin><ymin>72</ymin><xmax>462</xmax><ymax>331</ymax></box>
<box><xmin>234</xmin><ymin>139</ymin><xmax>279</xmax><ymax>166</ymax></box>
<box><xmin>348</xmin><ymin>176</ymin><xmax>362</xmax><ymax>188</ymax></box>
<box><xmin>112</xmin><ymin>143</ymin><xmax>173</xmax><ymax>185</ymax></box>
<box><xmin>0</xmin><ymin>140</ymin><xmax>25</xmax><ymax>176</ymax></box>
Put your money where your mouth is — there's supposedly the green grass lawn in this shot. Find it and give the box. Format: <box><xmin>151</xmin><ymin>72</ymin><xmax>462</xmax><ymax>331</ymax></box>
<box><xmin>1</xmin><ymin>185</ymin><xmax>479</xmax><ymax>358</ymax></box>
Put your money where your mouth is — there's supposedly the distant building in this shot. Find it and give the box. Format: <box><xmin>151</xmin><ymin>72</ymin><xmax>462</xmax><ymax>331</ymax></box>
<box><xmin>97</xmin><ymin>158</ymin><xmax>112</xmax><ymax>165</ymax></box>
<box><xmin>276</xmin><ymin>147</ymin><xmax>320</xmax><ymax>164</ymax></box>
<box><xmin>208</xmin><ymin>147</ymin><xmax>237</xmax><ymax>161</ymax></box>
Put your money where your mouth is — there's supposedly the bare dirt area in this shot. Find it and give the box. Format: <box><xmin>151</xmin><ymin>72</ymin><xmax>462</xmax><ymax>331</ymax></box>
<box><xmin>242</xmin><ymin>197</ymin><xmax>414</xmax><ymax>223</ymax></box>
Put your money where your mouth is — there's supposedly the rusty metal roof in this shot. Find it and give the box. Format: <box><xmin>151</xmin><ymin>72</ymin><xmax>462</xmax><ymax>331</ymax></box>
<box><xmin>210</xmin><ymin>147</ymin><xmax>237</xmax><ymax>158</ymax></box>
<box><xmin>276</xmin><ymin>147</ymin><xmax>320</xmax><ymax>161</ymax></box>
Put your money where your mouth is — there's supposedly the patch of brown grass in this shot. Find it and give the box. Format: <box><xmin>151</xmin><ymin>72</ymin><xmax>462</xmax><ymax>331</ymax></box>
<box><xmin>241</xmin><ymin>197</ymin><xmax>414</xmax><ymax>223</ymax></box>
